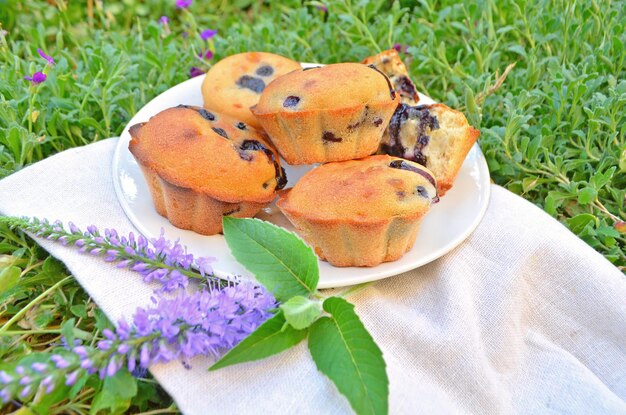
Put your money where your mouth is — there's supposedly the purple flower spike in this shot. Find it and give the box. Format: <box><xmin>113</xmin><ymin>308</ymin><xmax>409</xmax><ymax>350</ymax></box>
<box><xmin>200</xmin><ymin>29</ymin><xmax>217</xmax><ymax>40</ymax></box>
<box><xmin>51</xmin><ymin>354</ymin><xmax>70</xmax><ymax>369</ymax></box>
<box><xmin>189</xmin><ymin>66</ymin><xmax>205</xmax><ymax>78</ymax></box>
<box><xmin>159</xmin><ymin>15</ymin><xmax>169</xmax><ymax>25</ymax></box>
<box><xmin>37</xmin><ymin>48</ymin><xmax>55</xmax><ymax>65</ymax></box>
<box><xmin>66</xmin><ymin>370</ymin><xmax>79</xmax><ymax>386</ymax></box>
<box><xmin>24</xmin><ymin>71</ymin><xmax>46</xmax><ymax>84</ymax></box>
<box><xmin>31</xmin><ymin>362</ymin><xmax>47</xmax><ymax>373</ymax></box>
<box><xmin>176</xmin><ymin>0</ymin><xmax>192</xmax><ymax>9</ymax></box>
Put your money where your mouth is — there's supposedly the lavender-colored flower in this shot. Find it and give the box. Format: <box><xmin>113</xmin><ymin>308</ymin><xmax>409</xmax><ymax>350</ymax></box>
<box><xmin>189</xmin><ymin>66</ymin><xmax>205</xmax><ymax>78</ymax></box>
<box><xmin>159</xmin><ymin>15</ymin><xmax>169</xmax><ymax>25</ymax></box>
<box><xmin>0</xmin><ymin>216</ymin><xmax>277</xmax><ymax>404</ymax></box>
<box><xmin>176</xmin><ymin>0</ymin><xmax>192</xmax><ymax>9</ymax></box>
<box><xmin>24</xmin><ymin>71</ymin><xmax>46</xmax><ymax>84</ymax></box>
<box><xmin>200</xmin><ymin>29</ymin><xmax>217</xmax><ymax>40</ymax></box>
<box><xmin>316</xmin><ymin>4</ymin><xmax>328</xmax><ymax>13</ymax></box>
<box><xmin>8</xmin><ymin>218</ymin><xmax>218</xmax><ymax>293</ymax></box>
<box><xmin>37</xmin><ymin>48</ymin><xmax>55</xmax><ymax>65</ymax></box>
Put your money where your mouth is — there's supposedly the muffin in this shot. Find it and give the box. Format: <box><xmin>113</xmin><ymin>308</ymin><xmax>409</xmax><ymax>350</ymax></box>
<box><xmin>276</xmin><ymin>155</ymin><xmax>437</xmax><ymax>267</ymax></box>
<box><xmin>251</xmin><ymin>63</ymin><xmax>399</xmax><ymax>165</ymax></box>
<box><xmin>379</xmin><ymin>103</ymin><xmax>479</xmax><ymax>195</ymax></box>
<box><xmin>128</xmin><ymin>105</ymin><xmax>287</xmax><ymax>235</ymax></box>
<box><xmin>362</xmin><ymin>49</ymin><xmax>419</xmax><ymax>105</ymax></box>
<box><xmin>201</xmin><ymin>52</ymin><xmax>301</xmax><ymax>129</ymax></box>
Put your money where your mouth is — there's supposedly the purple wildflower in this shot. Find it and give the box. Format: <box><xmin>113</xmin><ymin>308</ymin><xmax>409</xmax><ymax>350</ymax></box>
<box><xmin>93</xmin><ymin>283</ymin><xmax>275</xmax><ymax>373</ymax></box>
<box><xmin>37</xmin><ymin>48</ymin><xmax>55</xmax><ymax>65</ymax></box>
<box><xmin>159</xmin><ymin>15</ymin><xmax>169</xmax><ymax>25</ymax></box>
<box><xmin>24</xmin><ymin>71</ymin><xmax>46</xmax><ymax>84</ymax></box>
<box><xmin>393</xmin><ymin>43</ymin><xmax>409</xmax><ymax>54</ymax></box>
<box><xmin>176</xmin><ymin>0</ymin><xmax>192</xmax><ymax>9</ymax></box>
<box><xmin>197</xmin><ymin>49</ymin><xmax>214</xmax><ymax>60</ymax></box>
<box><xmin>316</xmin><ymin>4</ymin><xmax>328</xmax><ymax>13</ymax></box>
<box><xmin>200</xmin><ymin>29</ymin><xmax>217</xmax><ymax>40</ymax></box>
<box><xmin>189</xmin><ymin>66</ymin><xmax>205</xmax><ymax>78</ymax></box>
<box><xmin>10</xmin><ymin>218</ymin><xmax>219</xmax><ymax>293</ymax></box>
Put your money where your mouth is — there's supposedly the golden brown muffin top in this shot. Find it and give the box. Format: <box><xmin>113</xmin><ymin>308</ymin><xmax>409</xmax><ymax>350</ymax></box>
<box><xmin>277</xmin><ymin>155</ymin><xmax>437</xmax><ymax>223</ymax></box>
<box><xmin>201</xmin><ymin>52</ymin><xmax>302</xmax><ymax>128</ymax></box>
<box><xmin>128</xmin><ymin>106</ymin><xmax>286</xmax><ymax>203</ymax></box>
<box><xmin>252</xmin><ymin>63</ymin><xmax>397</xmax><ymax>115</ymax></box>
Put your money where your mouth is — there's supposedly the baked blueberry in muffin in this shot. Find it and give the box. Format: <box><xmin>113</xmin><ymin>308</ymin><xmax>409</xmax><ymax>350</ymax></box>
<box><xmin>276</xmin><ymin>155</ymin><xmax>437</xmax><ymax>267</ymax></box>
<box><xmin>251</xmin><ymin>63</ymin><xmax>399</xmax><ymax>164</ymax></box>
<box><xmin>201</xmin><ymin>52</ymin><xmax>302</xmax><ymax>129</ymax></box>
<box><xmin>379</xmin><ymin>103</ymin><xmax>479</xmax><ymax>195</ymax></box>
<box><xmin>128</xmin><ymin>105</ymin><xmax>287</xmax><ymax>235</ymax></box>
<box><xmin>362</xmin><ymin>49</ymin><xmax>419</xmax><ymax>105</ymax></box>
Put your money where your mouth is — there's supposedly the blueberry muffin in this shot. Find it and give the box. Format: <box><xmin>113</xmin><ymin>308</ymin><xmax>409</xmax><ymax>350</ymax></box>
<box><xmin>362</xmin><ymin>49</ymin><xmax>419</xmax><ymax>105</ymax></box>
<box><xmin>379</xmin><ymin>103</ymin><xmax>479</xmax><ymax>195</ymax></box>
<box><xmin>128</xmin><ymin>105</ymin><xmax>287</xmax><ymax>235</ymax></box>
<box><xmin>276</xmin><ymin>155</ymin><xmax>437</xmax><ymax>267</ymax></box>
<box><xmin>251</xmin><ymin>63</ymin><xmax>399</xmax><ymax>165</ymax></box>
<box><xmin>201</xmin><ymin>52</ymin><xmax>301</xmax><ymax>129</ymax></box>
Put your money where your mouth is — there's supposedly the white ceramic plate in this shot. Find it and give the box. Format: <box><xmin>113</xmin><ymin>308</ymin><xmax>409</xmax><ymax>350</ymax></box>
<box><xmin>112</xmin><ymin>65</ymin><xmax>491</xmax><ymax>289</ymax></box>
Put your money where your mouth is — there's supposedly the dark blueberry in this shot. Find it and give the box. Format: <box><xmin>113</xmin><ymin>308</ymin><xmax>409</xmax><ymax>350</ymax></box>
<box><xmin>212</xmin><ymin>127</ymin><xmax>228</xmax><ymax>138</ymax></box>
<box><xmin>256</xmin><ymin>65</ymin><xmax>274</xmax><ymax>77</ymax></box>
<box><xmin>276</xmin><ymin>166</ymin><xmax>288</xmax><ymax>190</ymax></box>
<box><xmin>283</xmin><ymin>96</ymin><xmax>300</xmax><ymax>108</ymax></box>
<box><xmin>238</xmin><ymin>140</ymin><xmax>287</xmax><ymax>190</ymax></box>
<box><xmin>199</xmin><ymin>108</ymin><xmax>216</xmax><ymax>121</ymax></box>
<box><xmin>415</xmin><ymin>186</ymin><xmax>429</xmax><ymax>198</ymax></box>
<box><xmin>236</xmin><ymin>122</ymin><xmax>246</xmax><ymax>130</ymax></box>
<box><xmin>395</xmin><ymin>75</ymin><xmax>418</xmax><ymax>100</ymax></box>
<box><xmin>389</xmin><ymin>160</ymin><xmax>436</xmax><ymax>189</ymax></box>
<box><xmin>366</xmin><ymin>64</ymin><xmax>395</xmax><ymax>99</ymax></box>
<box><xmin>240</xmin><ymin>140</ymin><xmax>267</xmax><ymax>152</ymax></box>
<box><xmin>373</xmin><ymin>118</ymin><xmax>383</xmax><ymax>127</ymax></box>
<box><xmin>414</xmin><ymin>151</ymin><xmax>428</xmax><ymax>166</ymax></box>
<box><xmin>322</xmin><ymin>131</ymin><xmax>342</xmax><ymax>142</ymax></box>
<box><xmin>236</xmin><ymin>75</ymin><xmax>265</xmax><ymax>93</ymax></box>
<box><xmin>223</xmin><ymin>206</ymin><xmax>241</xmax><ymax>216</ymax></box>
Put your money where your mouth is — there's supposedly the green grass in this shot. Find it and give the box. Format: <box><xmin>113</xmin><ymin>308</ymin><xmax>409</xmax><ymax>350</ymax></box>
<box><xmin>1</xmin><ymin>0</ymin><xmax>625</xmax><ymax>412</ymax></box>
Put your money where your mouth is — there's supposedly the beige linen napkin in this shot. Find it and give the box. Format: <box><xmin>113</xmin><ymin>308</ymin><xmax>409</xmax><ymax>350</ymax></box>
<box><xmin>0</xmin><ymin>138</ymin><xmax>624</xmax><ymax>414</ymax></box>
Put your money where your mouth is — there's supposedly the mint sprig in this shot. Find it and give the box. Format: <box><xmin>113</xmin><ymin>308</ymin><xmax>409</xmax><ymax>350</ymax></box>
<box><xmin>215</xmin><ymin>217</ymin><xmax>389</xmax><ymax>415</ymax></box>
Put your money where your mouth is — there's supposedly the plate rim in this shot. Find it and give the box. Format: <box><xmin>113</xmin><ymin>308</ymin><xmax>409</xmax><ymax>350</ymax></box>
<box><xmin>111</xmin><ymin>73</ymin><xmax>491</xmax><ymax>288</ymax></box>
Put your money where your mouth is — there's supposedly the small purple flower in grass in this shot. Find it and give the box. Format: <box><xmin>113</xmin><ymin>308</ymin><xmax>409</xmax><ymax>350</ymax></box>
<box><xmin>393</xmin><ymin>43</ymin><xmax>409</xmax><ymax>54</ymax></box>
<box><xmin>24</xmin><ymin>71</ymin><xmax>46</xmax><ymax>84</ymax></box>
<box><xmin>189</xmin><ymin>66</ymin><xmax>205</xmax><ymax>78</ymax></box>
<box><xmin>316</xmin><ymin>4</ymin><xmax>328</xmax><ymax>13</ymax></box>
<box><xmin>198</xmin><ymin>49</ymin><xmax>214</xmax><ymax>60</ymax></box>
<box><xmin>159</xmin><ymin>15</ymin><xmax>169</xmax><ymax>25</ymax></box>
<box><xmin>176</xmin><ymin>0</ymin><xmax>192</xmax><ymax>9</ymax></box>
<box><xmin>200</xmin><ymin>29</ymin><xmax>217</xmax><ymax>40</ymax></box>
<box><xmin>37</xmin><ymin>48</ymin><xmax>55</xmax><ymax>66</ymax></box>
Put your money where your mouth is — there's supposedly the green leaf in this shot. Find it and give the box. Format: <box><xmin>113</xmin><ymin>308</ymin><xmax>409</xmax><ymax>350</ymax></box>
<box><xmin>210</xmin><ymin>311</ymin><xmax>308</xmax><ymax>371</ymax></box>
<box><xmin>222</xmin><ymin>217</ymin><xmax>319</xmax><ymax>301</ymax></box>
<box><xmin>90</xmin><ymin>369</ymin><xmax>138</xmax><ymax>415</ymax></box>
<box><xmin>567</xmin><ymin>213</ymin><xmax>596</xmax><ymax>233</ymax></box>
<box><xmin>577</xmin><ymin>187</ymin><xmax>597</xmax><ymax>205</ymax></box>
<box><xmin>280</xmin><ymin>296</ymin><xmax>322</xmax><ymax>330</ymax></box>
<box><xmin>0</xmin><ymin>265</ymin><xmax>21</xmax><ymax>292</ymax></box>
<box><xmin>308</xmin><ymin>297</ymin><xmax>388</xmax><ymax>415</ymax></box>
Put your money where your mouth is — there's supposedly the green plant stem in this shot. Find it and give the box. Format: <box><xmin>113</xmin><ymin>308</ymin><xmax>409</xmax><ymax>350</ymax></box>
<box><xmin>0</xmin><ymin>275</ymin><xmax>72</xmax><ymax>333</ymax></box>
